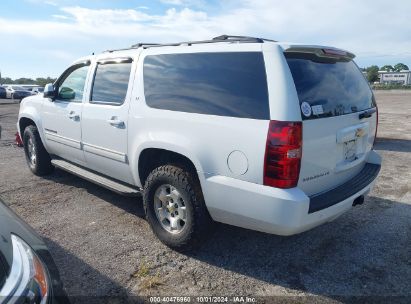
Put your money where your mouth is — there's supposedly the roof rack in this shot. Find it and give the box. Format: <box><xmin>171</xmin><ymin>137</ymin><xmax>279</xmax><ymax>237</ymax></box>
<box><xmin>212</xmin><ymin>35</ymin><xmax>263</xmax><ymax>42</ymax></box>
<box><xmin>130</xmin><ymin>43</ymin><xmax>161</xmax><ymax>48</ymax></box>
<box><xmin>104</xmin><ymin>43</ymin><xmax>160</xmax><ymax>53</ymax></box>
<box><xmin>104</xmin><ymin>35</ymin><xmax>276</xmax><ymax>53</ymax></box>
<box><xmin>213</xmin><ymin>35</ymin><xmax>277</xmax><ymax>43</ymax></box>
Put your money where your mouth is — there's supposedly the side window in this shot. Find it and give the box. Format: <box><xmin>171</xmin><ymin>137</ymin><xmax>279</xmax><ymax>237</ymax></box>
<box><xmin>143</xmin><ymin>52</ymin><xmax>269</xmax><ymax>120</ymax></box>
<box><xmin>57</xmin><ymin>65</ymin><xmax>89</xmax><ymax>102</ymax></box>
<box><xmin>90</xmin><ymin>60</ymin><xmax>132</xmax><ymax>105</ymax></box>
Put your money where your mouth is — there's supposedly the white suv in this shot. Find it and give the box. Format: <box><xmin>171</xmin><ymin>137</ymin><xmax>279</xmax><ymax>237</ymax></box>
<box><xmin>17</xmin><ymin>35</ymin><xmax>381</xmax><ymax>248</ymax></box>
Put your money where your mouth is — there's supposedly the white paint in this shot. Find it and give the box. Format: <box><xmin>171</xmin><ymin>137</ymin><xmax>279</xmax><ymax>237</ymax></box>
<box><xmin>227</xmin><ymin>150</ymin><xmax>248</xmax><ymax>176</ymax></box>
<box><xmin>18</xmin><ymin>40</ymin><xmax>382</xmax><ymax>237</ymax></box>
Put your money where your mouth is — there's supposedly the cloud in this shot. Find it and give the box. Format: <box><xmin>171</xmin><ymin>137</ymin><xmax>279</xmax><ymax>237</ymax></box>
<box><xmin>160</xmin><ymin>0</ymin><xmax>206</xmax><ymax>7</ymax></box>
<box><xmin>52</xmin><ymin>14</ymin><xmax>69</xmax><ymax>20</ymax></box>
<box><xmin>25</xmin><ymin>0</ymin><xmax>58</xmax><ymax>5</ymax></box>
<box><xmin>160</xmin><ymin>0</ymin><xmax>184</xmax><ymax>5</ymax></box>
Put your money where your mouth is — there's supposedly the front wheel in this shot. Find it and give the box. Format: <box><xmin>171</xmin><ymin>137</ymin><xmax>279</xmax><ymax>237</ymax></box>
<box><xmin>143</xmin><ymin>165</ymin><xmax>212</xmax><ymax>249</ymax></box>
<box><xmin>23</xmin><ymin>125</ymin><xmax>54</xmax><ymax>176</ymax></box>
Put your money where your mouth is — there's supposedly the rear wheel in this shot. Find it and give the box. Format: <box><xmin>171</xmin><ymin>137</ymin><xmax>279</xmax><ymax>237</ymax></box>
<box><xmin>143</xmin><ymin>165</ymin><xmax>212</xmax><ymax>249</ymax></box>
<box><xmin>23</xmin><ymin>125</ymin><xmax>54</xmax><ymax>176</ymax></box>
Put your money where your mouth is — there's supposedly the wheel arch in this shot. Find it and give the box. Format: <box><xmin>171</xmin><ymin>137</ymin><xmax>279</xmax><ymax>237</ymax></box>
<box><xmin>18</xmin><ymin>112</ymin><xmax>47</xmax><ymax>149</ymax></box>
<box><xmin>136</xmin><ymin>146</ymin><xmax>205</xmax><ymax>188</ymax></box>
<box><xmin>19</xmin><ymin>117</ymin><xmax>36</xmax><ymax>135</ymax></box>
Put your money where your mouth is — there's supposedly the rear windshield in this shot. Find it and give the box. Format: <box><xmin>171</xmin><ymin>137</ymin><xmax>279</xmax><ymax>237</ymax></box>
<box><xmin>285</xmin><ymin>53</ymin><xmax>375</xmax><ymax>120</ymax></box>
<box><xmin>143</xmin><ymin>52</ymin><xmax>269</xmax><ymax>120</ymax></box>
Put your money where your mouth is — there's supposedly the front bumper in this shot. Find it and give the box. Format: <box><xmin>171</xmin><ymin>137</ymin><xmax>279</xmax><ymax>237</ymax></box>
<box><xmin>203</xmin><ymin>150</ymin><xmax>382</xmax><ymax>236</ymax></box>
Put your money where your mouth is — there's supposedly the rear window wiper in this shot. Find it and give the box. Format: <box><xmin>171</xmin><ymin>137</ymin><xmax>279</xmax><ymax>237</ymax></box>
<box><xmin>359</xmin><ymin>108</ymin><xmax>376</xmax><ymax>119</ymax></box>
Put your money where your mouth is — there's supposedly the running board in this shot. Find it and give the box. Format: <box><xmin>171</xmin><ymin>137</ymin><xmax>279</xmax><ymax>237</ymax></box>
<box><xmin>51</xmin><ymin>159</ymin><xmax>141</xmax><ymax>196</ymax></box>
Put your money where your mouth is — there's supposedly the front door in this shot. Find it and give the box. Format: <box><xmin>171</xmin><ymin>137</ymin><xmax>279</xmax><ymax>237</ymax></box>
<box><xmin>81</xmin><ymin>57</ymin><xmax>135</xmax><ymax>184</ymax></box>
<box><xmin>42</xmin><ymin>63</ymin><xmax>90</xmax><ymax>165</ymax></box>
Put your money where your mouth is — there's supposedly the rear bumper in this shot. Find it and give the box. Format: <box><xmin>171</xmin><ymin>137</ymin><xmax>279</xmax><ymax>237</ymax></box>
<box><xmin>203</xmin><ymin>150</ymin><xmax>382</xmax><ymax>236</ymax></box>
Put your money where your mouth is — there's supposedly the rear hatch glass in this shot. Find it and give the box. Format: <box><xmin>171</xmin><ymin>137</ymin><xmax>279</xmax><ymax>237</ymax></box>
<box><xmin>285</xmin><ymin>52</ymin><xmax>377</xmax><ymax>196</ymax></box>
<box><xmin>286</xmin><ymin>52</ymin><xmax>375</xmax><ymax>120</ymax></box>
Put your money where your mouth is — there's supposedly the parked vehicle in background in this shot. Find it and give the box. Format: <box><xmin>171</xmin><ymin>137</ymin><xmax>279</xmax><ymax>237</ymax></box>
<box><xmin>0</xmin><ymin>198</ymin><xmax>68</xmax><ymax>303</ymax></box>
<box><xmin>17</xmin><ymin>35</ymin><xmax>381</xmax><ymax>249</ymax></box>
<box><xmin>26</xmin><ymin>86</ymin><xmax>44</xmax><ymax>95</ymax></box>
<box><xmin>32</xmin><ymin>87</ymin><xmax>44</xmax><ymax>95</ymax></box>
<box><xmin>5</xmin><ymin>86</ymin><xmax>32</xmax><ymax>100</ymax></box>
<box><xmin>0</xmin><ymin>86</ymin><xmax>6</xmax><ymax>99</ymax></box>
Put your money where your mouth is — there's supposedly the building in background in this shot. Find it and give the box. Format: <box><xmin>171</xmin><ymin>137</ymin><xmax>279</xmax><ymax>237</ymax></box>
<box><xmin>378</xmin><ymin>70</ymin><xmax>411</xmax><ymax>85</ymax></box>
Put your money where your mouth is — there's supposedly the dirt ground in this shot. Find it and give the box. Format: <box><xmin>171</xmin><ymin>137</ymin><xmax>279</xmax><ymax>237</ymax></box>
<box><xmin>0</xmin><ymin>91</ymin><xmax>410</xmax><ymax>303</ymax></box>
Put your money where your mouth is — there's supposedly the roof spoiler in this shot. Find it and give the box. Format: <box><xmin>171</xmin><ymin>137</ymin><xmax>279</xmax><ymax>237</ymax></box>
<box><xmin>284</xmin><ymin>46</ymin><xmax>355</xmax><ymax>60</ymax></box>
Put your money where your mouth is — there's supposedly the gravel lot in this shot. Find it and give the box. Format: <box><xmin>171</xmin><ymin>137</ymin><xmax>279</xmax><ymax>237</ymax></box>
<box><xmin>0</xmin><ymin>91</ymin><xmax>410</xmax><ymax>303</ymax></box>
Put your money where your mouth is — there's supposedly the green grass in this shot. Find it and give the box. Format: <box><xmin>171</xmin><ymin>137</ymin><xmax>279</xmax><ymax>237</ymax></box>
<box><xmin>132</xmin><ymin>259</ymin><xmax>163</xmax><ymax>290</ymax></box>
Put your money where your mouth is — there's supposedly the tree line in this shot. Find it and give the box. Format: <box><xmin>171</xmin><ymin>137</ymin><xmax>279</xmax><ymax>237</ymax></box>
<box><xmin>0</xmin><ymin>77</ymin><xmax>57</xmax><ymax>87</ymax></box>
<box><xmin>363</xmin><ymin>63</ymin><xmax>409</xmax><ymax>83</ymax></box>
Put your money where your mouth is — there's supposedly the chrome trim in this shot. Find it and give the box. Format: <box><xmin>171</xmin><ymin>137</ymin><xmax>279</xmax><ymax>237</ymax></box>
<box><xmin>44</xmin><ymin>128</ymin><xmax>57</xmax><ymax>134</ymax></box>
<box><xmin>72</xmin><ymin>59</ymin><xmax>91</xmax><ymax>66</ymax></box>
<box><xmin>0</xmin><ymin>235</ymin><xmax>24</xmax><ymax>299</ymax></box>
<box><xmin>97</xmin><ymin>57</ymin><xmax>133</xmax><ymax>65</ymax></box>
<box><xmin>0</xmin><ymin>235</ymin><xmax>49</xmax><ymax>303</ymax></box>
<box><xmin>89</xmin><ymin>100</ymin><xmax>124</xmax><ymax>106</ymax></box>
<box><xmin>83</xmin><ymin>142</ymin><xmax>127</xmax><ymax>163</ymax></box>
<box><xmin>45</xmin><ymin>131</ymin><xmax>81</xmax><ymax>149</ymax></box>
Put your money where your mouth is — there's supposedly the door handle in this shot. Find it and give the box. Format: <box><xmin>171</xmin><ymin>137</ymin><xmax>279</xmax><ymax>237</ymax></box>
<box><xmin>359</xmin><ymin>108</ymin><xmax>376</xmax><ymax>120</ymax></box>
<box><xmin>107</xmin><ymin>117</ymin><xmax>125</xmax><ymax>127</ymax></box>
<box><xmin>68</xmin><ymin>111</ymin><xmax>80</xmax><ymax>121</ymax></box>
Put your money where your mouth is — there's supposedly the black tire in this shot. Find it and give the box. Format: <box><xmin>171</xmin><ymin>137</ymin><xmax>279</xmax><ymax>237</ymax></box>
<box><xmin>23</xmin><ymin>125</ymin><xmax>54</xmax><ymax>176</ymax></box>
<box><xmin>143</xmin><ymin>165</ymin><xmax>212</xmax><ymax>249</ymax></box>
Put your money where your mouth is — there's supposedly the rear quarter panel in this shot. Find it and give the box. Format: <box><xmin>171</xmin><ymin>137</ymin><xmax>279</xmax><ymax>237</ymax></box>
<box><xmin>127</xmin><ymin>44</ymin><xmax>270</xmax><ymax>188</ymax></box>
<box><xmin>262</xmin><ymin>43</ymin><xmax>302</xmax><ymax>122</ymax></box>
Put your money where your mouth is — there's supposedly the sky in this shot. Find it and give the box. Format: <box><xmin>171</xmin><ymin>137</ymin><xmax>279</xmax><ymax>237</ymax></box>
<box><xmin>0</xmin><ymin>0</ymin><xmax>410</xmax><ymax>79</ymax></box>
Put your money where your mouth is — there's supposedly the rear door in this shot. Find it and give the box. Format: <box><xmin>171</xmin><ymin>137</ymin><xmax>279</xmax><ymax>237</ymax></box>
<box><xmin>285</xmin><ymin>51</ymin><xmax>377</xmax><ymax>195</ymax></box>
<box><xmin>81</xmin><ymin>57</ymin><xmax>135</xmax><ymax>184</ymax></box>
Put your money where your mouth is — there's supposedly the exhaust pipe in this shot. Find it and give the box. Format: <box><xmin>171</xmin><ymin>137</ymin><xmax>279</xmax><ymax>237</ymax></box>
<box><xmin>352</xmin><ymin>195</ymin><xmax>365</xmax><ymax>206</ymax></box>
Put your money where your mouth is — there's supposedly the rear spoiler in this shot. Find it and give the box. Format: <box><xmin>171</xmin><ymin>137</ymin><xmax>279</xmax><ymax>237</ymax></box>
<box><xmin>284</xmin><ymin>46</ymin><xmax>355</xmax><ymax>61</ymax></box>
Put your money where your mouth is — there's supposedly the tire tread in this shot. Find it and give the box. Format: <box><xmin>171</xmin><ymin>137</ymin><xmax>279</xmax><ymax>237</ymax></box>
<box><xmin>23</xmin><ymin>125</ymin><xmax>53</xmax><ymax>176</ymax></box>
<box><xmin>143</xmin><ymin>165</ymin><xmax>212</xmax><ymax>249</ymax></box>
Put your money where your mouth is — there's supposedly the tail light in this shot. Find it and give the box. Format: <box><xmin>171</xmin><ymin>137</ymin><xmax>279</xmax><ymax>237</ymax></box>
<box><xmin>264</xmin><ymin>120</ymin><xmax>302</xmax><ymax>189</ymax></box>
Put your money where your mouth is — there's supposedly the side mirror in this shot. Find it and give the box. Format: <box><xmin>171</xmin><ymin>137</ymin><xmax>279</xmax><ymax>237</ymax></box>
<box><xmin>43</xmin><ymin>83</ymin><xmax>56</xmax><ymax>99</ymax></box>
<box><xmin>59</xmin><ymin>87</ymin><xmax>75</xmax><ymax>100</ymax></box>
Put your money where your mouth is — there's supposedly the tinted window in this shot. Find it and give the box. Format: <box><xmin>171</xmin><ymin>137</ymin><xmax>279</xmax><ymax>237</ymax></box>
<box><xmin>91</xmin><ymin>62</ymin><xmax>132</xmax><ymax>105</ymax></box>
<box><xmin>143</xmin><ymin>52</ymin><xmax>269</xmax><ymax>119</ymax></box>
<box><xmin>58</xmin><ymin>65</ymin><xmax>89</xmax><ymax>102</ymax></box>
<box><xmin>286</xmin><ymin>53</ymin><xmax>374</xmax><ymax>120</ymax></box>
